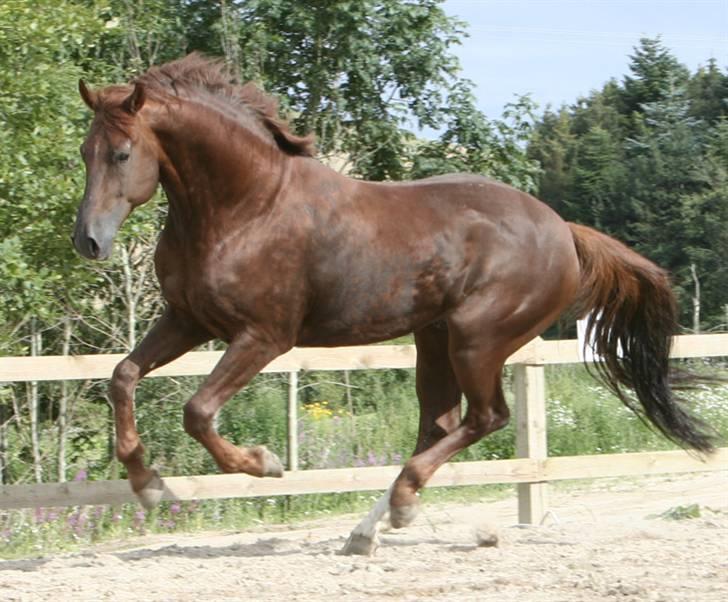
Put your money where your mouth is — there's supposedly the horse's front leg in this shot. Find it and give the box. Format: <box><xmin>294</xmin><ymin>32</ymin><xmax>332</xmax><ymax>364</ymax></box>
<box><xmin>110</xmin><ymin>308</ymin><xmax>211</xmax><ymax>508</ymax></box>
<box><xmin>182</xmin><ymin>330</ymin><xmax>286</xmax><ymax>478</ymax></box>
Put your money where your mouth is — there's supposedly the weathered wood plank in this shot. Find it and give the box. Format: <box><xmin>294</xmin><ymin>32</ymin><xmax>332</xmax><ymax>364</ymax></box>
<box><xmin>1</xmin><ymin>449</ymin><xmax>724</xmax><ymax>510</ymax></box>
<box><xmin>514</xmin><ymin>364</ymin><xmax>548</xmax><ymax>524</ymax></box>
<box><xmin>2</xmin><ymin>334</ymin><xmax>725</xmax><ymax>383</ymax></box>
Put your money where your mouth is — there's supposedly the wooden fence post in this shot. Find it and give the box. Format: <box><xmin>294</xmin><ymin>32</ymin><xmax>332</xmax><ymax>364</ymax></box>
<box><xmin>513</xmin><ymin>363</ymin><xmax>548</xmax><ymax>524</ymax></box>
<box><xmin>287</xmin><ymin>371</ymin><xmax>299</xmax><ymax>471</ymax></box>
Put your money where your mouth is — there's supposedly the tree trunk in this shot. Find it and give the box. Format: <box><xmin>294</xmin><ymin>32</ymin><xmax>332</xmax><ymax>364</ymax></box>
<box><xmin>28</xmin><ymin>318</ymin><xmax>43</xmax><ymax>483</ymax></box>
<box><xmin>0</xmin><ymin>401</ymin><xmax>7</xmax><ymax>485</ymax></box>
<box><xmin>690</xmin><ymin>263</ymin><xmax>700</xmax><ymax>334</ymax></box>
<box><xmin>58</xmin><ymin>317</ymin><xmax>72</xmax><ymax>482</ymax></box>
<box><xmin>121</xmin><ymin>244</ymin><xmax>137</xmax><ymax>350</ymax></box>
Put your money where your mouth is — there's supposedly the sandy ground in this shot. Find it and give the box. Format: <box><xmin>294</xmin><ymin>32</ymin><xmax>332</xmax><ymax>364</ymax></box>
<box><xmin>0</xmin><ymin>472</ymin><xmax>726</xmax><ymax>602</ymax></box>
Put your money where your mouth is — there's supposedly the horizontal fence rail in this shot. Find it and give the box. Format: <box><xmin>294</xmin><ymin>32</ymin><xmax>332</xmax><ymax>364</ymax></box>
<box><xmin>1</xmin><ymin>334</ymin><xmax>726</xmax><ymax>383</ymax></box>
<box><xmin>0</xmin><ymin>334</ymin><xmax>726</xmax><ymax>516</ymax></box>
<box><xmin>1</xmin><ymin>449</ymin><xmax>725</xmax><ymax>510</ymax></box>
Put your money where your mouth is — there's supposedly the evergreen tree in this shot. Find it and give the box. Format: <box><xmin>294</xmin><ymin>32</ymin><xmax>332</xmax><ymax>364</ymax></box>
<box><xmin>687</xmin><ymin>58</ymin><xmax>728</xmax><ymax>124</ymax></box>
<box><xmin>621</xmin><ymin>37</ymin><xmax>690</xmax><ymax>120</ymax></box>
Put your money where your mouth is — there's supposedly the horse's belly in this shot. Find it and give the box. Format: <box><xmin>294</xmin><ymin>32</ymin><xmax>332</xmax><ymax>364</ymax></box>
<box><xmin>296</xmin><ymin>273</ymin><xmax>456</xmax><ymax>346</ymax></box>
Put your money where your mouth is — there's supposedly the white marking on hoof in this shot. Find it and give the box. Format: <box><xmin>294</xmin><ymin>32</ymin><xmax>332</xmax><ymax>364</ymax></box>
<box><xmin>136</xmin><ymin>470</ymin><xmax>164</xmax><ymax>510</ymax></box>
<box><xmin>255</xmin><ymin>446</ymin><xmax>284</xmax><ymax>477</ymax></box>
<box><xmin>342</xmin><ymin>485</ymin><xmax>393</xmax><ymax>556</ymax></box>
<box><xmin>340</xmin><ymin>531</ymin><xmax>380</xmax><ymax>556</ymax></box>
<box><xmin>390</xmin><ymin>502</ymin><xmax>419</xmax><ymax>529</ymax></box>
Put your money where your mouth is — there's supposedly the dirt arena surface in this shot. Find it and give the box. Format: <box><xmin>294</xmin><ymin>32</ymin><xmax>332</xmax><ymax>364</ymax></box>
<box><xmin>1</xmin><ymin>472</ymin><xmax>726</xmax><ymax>602</ymax></box>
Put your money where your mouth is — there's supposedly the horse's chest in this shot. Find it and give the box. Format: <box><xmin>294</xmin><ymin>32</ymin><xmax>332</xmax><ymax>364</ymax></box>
<box><xmin>155</xmin><ymin>248</ymin><xmax>234</xmax><ymax>321</ymax></box>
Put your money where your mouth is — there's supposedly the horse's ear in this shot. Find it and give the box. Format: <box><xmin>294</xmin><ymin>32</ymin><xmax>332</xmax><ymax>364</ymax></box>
<box><xmin>78</xmin><ymin>79</ymin><xmax>97</xmax><ymax>111</ymax></box>
<box><xmin>122</xmin><ymin>82</ymin><xmax>146</xmax><ymax>115</ymax></box>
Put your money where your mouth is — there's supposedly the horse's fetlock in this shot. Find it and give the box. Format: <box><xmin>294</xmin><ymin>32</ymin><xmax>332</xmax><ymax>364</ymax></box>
<box><xmin>116</xmin><ymin>439</ymin><xmax>144</xmax><ymax>465</ymax></box>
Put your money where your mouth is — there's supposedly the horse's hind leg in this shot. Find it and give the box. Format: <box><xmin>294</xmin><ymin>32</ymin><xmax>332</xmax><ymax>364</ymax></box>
<box><xmin>389</xmin><ymin>357</ymin><xmax>509</xmax><ymax>528</ymax></box>
<box><xmin>389</xmin><ymin>309</ymin><xmax>518</xmax><ymax>527</ymax></box>
<box><xmin>110</xmin><ymin>308</ymin><xmax>211</xmax><ymax>508</ymax></box>
<box><xmin>341</xmin><ymin>323</ymin><xmax>461</xmax><ymax>555</ymax></box>
<box><xmin>389</xmin><ymin>285</ymin><xmax>572</xmax><ymax>527</ymax></box>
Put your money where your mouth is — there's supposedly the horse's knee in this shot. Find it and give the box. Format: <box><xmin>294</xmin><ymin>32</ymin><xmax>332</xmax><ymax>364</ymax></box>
<box><xmin>110</xmin><ymin>359</ymin><xmax>140</xmax><ymax>401</ymax></box>
<box><xmin>183</xmin><ymin>400</ymin><xmax>214</xmax><ymax>438</ymax></box>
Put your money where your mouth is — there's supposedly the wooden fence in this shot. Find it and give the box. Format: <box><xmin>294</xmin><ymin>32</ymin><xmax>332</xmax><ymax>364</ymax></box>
<box><xmin>1</xmin><ymin>334</ymin><xmax>727</xmax><ymax>522</ymax></box>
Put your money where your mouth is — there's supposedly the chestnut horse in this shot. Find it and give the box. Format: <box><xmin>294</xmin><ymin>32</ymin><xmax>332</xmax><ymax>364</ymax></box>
<box><xmin>73</xmin><ymin>54</ymin><xmax>713</xmax><ymax>555</ymax></box>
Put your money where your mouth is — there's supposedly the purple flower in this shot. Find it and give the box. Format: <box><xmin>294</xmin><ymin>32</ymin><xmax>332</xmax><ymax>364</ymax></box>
<box><xmin>367</xmin><ymin>451</ymin><xmax>378</xmax><ymax>466</ymax></box>
<box><xmin>169</xmin><ymin>502</ymin><xmax>182</xmax><ymax>515</ymax></box>
<box><xmin>73</xmin><ymin>469</ymin><xmax>88</xmax><ymax>482</ymax></box>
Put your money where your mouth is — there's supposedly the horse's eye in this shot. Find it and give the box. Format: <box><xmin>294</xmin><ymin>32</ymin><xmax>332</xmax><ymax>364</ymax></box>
<box><xmin>115</xmin><ymin>151</ymin><xmax>130</xmax><ymax>163</ymax></box>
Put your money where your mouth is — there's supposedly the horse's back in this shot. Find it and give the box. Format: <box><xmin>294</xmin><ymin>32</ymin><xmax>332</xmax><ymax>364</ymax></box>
<box><xmin>296</xmin><ymin>168</ymin><xmax>578</xmax><ymax>346</ymax></box>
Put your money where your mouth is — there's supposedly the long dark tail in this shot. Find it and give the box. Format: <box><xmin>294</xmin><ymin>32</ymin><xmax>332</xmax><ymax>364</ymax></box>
<box><xmin>568</xmin><ymin>222</ymin><xmax>716</xmax><ymax>453</ymax></box>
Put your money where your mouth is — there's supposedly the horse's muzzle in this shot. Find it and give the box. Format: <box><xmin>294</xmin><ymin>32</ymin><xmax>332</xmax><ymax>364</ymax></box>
<box><xmin>72</xmin><ymin>226</ymin><xmax>112</xmax><ymax>261</ymax></box>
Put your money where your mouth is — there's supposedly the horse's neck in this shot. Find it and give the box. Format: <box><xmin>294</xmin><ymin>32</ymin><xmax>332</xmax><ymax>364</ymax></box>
<box><xmin>152</xmin><ymin>103</ymin><xmax>287</xmax><ymax>230</ymax></box>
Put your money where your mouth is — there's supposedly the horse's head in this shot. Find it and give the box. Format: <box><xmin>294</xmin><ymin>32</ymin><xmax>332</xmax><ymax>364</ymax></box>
<box><xmin>73</xmin><ymin>80</ymin><xmax>159</xmax><ymax>260</ymax></box>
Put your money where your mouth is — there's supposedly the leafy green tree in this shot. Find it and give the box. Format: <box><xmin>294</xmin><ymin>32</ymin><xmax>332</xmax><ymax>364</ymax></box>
<box><xmin>0</xmin><ymin>0</ymin><xmax>106</xmax><ymax>344</ymax></box>
<box><xmin>197</xmin><ymin>0</ymin><xmax>474</xmax><ymax>180</ymax></box>
<box><xmin>411</xmin><ymin>87</ymin><xmax>541</xmax><ymax>191</ymax></box>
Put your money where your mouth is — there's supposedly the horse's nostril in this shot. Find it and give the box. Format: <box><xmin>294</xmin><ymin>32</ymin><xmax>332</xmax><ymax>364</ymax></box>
<box><xmin>87</xmin><ymin>236</ymin><xmax>100</xmax><ymax>258</ymax></box>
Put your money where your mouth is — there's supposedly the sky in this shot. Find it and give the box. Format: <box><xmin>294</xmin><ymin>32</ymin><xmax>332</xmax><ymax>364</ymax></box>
<box><xmin>442</xmin><ymin>0</ymin><xmax>728</xmax><ymax>119</ymax></box>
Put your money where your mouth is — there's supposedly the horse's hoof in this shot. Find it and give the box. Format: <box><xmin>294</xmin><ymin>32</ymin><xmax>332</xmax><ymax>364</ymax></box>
<box><xmin>390</xmin><ymin>502</ymin><xmax>419</xmax><ymax>529</ymax></box>
<box><xmin>340</xmin><ymin>532</ymin><xmax>379</xmax><ymax>556</ymax></box>
<box><xmin>135</xmin><ymin>469</ymin><xmax>164</xmax><ymax>510</ymax></box>
<box><xmin>255</xmin><ymin>446</ymin><xmax>284</xmax><ymax>477</ymax></box>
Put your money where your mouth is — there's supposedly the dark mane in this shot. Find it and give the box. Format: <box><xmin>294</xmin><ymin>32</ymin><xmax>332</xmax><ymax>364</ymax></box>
<box><xmin>132</xmin><ymin>53</ymin><xmax>315</xmax><ymax>157</ymax></box>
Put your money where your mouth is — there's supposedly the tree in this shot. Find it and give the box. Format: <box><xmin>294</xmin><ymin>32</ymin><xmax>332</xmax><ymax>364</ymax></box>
<box><xmin>687</xmin><ymin>58</ymin><xmax>728</xmax><ymax>124</ymax></box>
<box><xmin>570</xmin><ymin>125</ymin><xmax>628</xmax><ymax>234</ymax></box>
<box><xmin>621</xmin><ymin>37</ymin><xmax>690</xmax><ymax>122</ymax></box>
<box><xmin>192</xmin><ymin>0</ymin><xmax>472</xmax><ymax>180</ymax></box>
<box><xmin>411</xmin><ymin>86</ymin><xmax>541</xmax><ymax>191</ymax></box>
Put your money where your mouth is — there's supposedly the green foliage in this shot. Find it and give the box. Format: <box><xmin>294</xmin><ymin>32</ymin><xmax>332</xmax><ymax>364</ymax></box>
<box><xmin>528</xmin><ymin>37</ymin><xmax>728</xmax><ymax>329</ymax></box>
<box><xmin>621</xmin><ymin>36</ymin><xmax>690</xmax><ymax>122</ymax></box>
<box><xmin>411</xmin><ymin>90</ymin><xmax>541</xmax><ymax>192</ymax></box>
<box><xmin>657</xmin><ymin>503</ymin><xmax>701</xmax><ymax>520</ymax></box>
<box><xmin>218</xmin><ymin>0</ymin><xmax>466</xmax><ymax>180</ymax></box>
<box><xmin>0</xmin><ymin>0</ymin><xmax>103</xmax><ymax>330</ymax></box>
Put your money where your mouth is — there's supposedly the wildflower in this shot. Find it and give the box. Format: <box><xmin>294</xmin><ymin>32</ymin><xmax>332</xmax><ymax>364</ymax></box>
<box><xmin>73</xmin><ymin>469</ymin><xmax>88</xmax><ymax>482</ymax></box>
<box><xmin>169</xmin><ymin>502</ymin><xmax>182</xmax><ymax>515</ymax></box>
